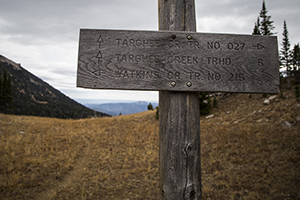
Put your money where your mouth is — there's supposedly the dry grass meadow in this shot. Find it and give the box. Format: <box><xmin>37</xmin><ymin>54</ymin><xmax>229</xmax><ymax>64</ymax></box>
<box><xmin>0</xmin><ymin>85</ymin><xmax>300</xmax><ymax>199</ymax></box>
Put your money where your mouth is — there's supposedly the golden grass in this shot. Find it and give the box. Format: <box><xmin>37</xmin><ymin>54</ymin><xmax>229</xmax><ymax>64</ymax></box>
<box><xmin>0</xmin><ymin>111</ymin><xmax>160</xmax><ymax>199</ymax></box>
<box><xmin>200</xmin><ymin>89</ymin><xmax>300</xmax><ymax>199</ymax></box>
<box><xmin>201</xmin><ymin>122</ymin><xmax>300</xmax><ymax>199</ymax></box>
<box><xmin>0</xmin><ymin>87</ymin><xmax>299</xmax><ymax>199</ymax></box>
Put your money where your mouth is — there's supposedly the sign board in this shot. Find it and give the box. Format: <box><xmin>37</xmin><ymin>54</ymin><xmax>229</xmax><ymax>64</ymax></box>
<box><xmin>77</xmin><ymin>29</ymin><xmax>279</xmax><ymax>93</ymax></box>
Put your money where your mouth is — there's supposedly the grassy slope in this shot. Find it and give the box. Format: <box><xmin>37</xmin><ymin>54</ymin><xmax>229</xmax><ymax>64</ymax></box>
<box><xmin>0</xmin><ymin>86</ymin><xmax>299</xmax><ymax>199</ymax></box>
<box><xmin>201</xmin><ymin>90</ymin><xmax>300</xmax><ymax>199</ymax></box>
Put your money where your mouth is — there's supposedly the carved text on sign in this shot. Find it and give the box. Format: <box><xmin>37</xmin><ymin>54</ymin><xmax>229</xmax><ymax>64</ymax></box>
<box><xmin>77</xmin><ymin>29</ymin><xmax>279</xmax><ymax>93</ymax></box>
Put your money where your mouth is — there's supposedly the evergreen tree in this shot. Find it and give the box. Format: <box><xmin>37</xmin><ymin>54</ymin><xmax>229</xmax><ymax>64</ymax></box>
<box><xmin>147</xmin><ymin>103</ymin><xmax>153</xmax><ymax>110</ymax></box>
<box><xmin>291</xmin><ymin>43</ymin><xmax>300</xmax><ymax>71</ymax></box>
<box><xmin>253</xmin><ymin>17</ymin><xmax>261</xmax><ymax>35</ymax></box>
<box><xmin>3</xmin><ymin>69</ymin><xmax>8</xmax><ymax>101</ymax></box>
<box><xmin>280</xmin><ymin>20</ymin><xmax>291</xmax><ymax>70</ymax></box>
<box><xmin>155</xmin><ymin>107</ymin><xmax>159</xmax><ymax>120</ymax></box>
<box><xmin>6</xmin><ymin>73</ymin><xmax>12</xmax><ymax>104</ymax></box>
<box><xmin>259</xmin><ymin>0</ymin><xmax>275</xmax><ymax>36</ymax></box>
<box><xmin>0</xmin><ymin>69</ymin><xmax>13</xmax><ymax>107</ymax></box>
<box><xmin>280</xmin><ymin>20</ymin><xmax>292</xmax><ymax>88</ymax></box>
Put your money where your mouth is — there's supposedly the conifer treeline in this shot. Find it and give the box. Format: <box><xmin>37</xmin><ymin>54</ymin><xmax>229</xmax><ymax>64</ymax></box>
<box><xmin>252</xmin><ymin>0</ymin><xmax>300</xmax><ymax>81</ymax></box>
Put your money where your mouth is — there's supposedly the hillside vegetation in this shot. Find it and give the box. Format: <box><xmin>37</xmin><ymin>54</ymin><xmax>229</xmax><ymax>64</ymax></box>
<box><xmin>0</xmin><ymin>85</ymin><xmax>299</xmax><ymax>199</ymax></box>
<box><xmin>0</xmin><ymin>54</ymin><xmax>109</xmax><ymax>119</ymax></box>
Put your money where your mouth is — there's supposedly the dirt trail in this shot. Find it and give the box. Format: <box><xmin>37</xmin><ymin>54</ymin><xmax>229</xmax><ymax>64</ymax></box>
<box><xmin>34</xmin><ymin>137</ymin><xmax>91</xmax><ymax>200</ymax></box>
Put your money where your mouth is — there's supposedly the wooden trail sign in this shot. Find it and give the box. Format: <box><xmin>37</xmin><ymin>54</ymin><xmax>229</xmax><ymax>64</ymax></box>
<box><xmin>76</xmin><ymin>0</ymin><xmax>280</xmax><ymax>199</ymax></box>
<box><xmin>77</xmin><ymin>29</ymin><xmax>279</xmax><ymax>93</ymax></box>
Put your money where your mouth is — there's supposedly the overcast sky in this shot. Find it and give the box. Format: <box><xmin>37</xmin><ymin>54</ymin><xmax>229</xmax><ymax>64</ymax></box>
<box><xmin>1</xmin><ymin>0</ymin><xmax>299</xmax><ymax>104</ymax></box>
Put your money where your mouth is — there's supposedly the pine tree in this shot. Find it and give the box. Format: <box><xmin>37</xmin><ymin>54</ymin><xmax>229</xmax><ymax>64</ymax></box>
<box><xmin>259</xmin><ymin>0</ymin><xmax>275</xmax><ymax>36</ymax></box>
<box><xmin>0</xmin><ymin>69</ymin><xmax>13</xmax><ymax>106</ymax></box>
<box><xmin>280</xmin><ymin>20</ymin><xmax>291</xmax><ymax>69</ymax></box>
<box><xmin>147</xmin><ymin>103</ymin><xmax>153</xmax><ymax>110</ymax></box>
<box><xmin>253</xmin><ymin>17</ymin><xmax>261</xmax><ymax>35</ymax></box>
<box><xmin>3</xmin><ymin>69</ymin><xmax>8</xmax><ymax>102</ymax></box>
<box><xmin>291</xmin><ymin>43</ymin><xmax>300</xmax><ymax>71</ymax></box>
<box><xmin>280</xmin><ymin>20</ymin><xmax>292</xmax><ymax>88</ymax></box>
<box><xmin>6</xmin><ymin>73</ymin><xmax>12</xmax><ymax>104</ymax></box>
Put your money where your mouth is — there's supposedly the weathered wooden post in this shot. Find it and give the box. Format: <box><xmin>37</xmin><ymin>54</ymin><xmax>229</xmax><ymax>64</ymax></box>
<box><xmin>158</xmin><ymin>0</ymin><xmax>201</xmax><ymax>199</ymax></box>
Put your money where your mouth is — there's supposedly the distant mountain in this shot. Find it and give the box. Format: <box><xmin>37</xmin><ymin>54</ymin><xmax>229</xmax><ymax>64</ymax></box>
<box><xmin>86</xmin><ymin>101</ymin><xmax>158</xmax><ymax>116</ymax></box>
<box><xmin>0</xmin><ymin>54</ymin><xmax>110</xmax><ymax>119</ymax></box>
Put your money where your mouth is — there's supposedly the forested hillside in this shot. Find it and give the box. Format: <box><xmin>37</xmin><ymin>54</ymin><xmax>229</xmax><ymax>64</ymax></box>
<box><xmin>0</xmin><ymin>54</ymin><xmax>110</xmax><ymax>119</ymax></box>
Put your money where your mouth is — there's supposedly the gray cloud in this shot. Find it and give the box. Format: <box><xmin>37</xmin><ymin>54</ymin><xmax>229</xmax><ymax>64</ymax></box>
<box><xmin>1</xmin><ymin>0</ymin><xmax>157</xmax><ymax>44</ymax></box>
<box><xmin>0</xmin><ymin>0</ymin><xmax>299</xmax><ymax>102</ymax></box>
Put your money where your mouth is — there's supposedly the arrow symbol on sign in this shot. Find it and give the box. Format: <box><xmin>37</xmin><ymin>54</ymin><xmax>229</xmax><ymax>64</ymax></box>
<box><xmin>97</xmin><ymin>35</ymin><xmax>103</xmax><ymax>48</ymax></box>
<box><xmin>96</xmin><ymin>51</ymin><xmax>103</xmax><ymax>64</ymax></box>
<box><xmin>86</xmin><ymin>57</ymin><xmax>101</xmax><ymax>76</ymax></box>
<box><xmin>96</xmin><ymin>51</ymin><xmax>103</xmax><ymax>58</ymax></box>
<box><xmin>91</xmin><ymin>65</ymin><xmax>101</xmax><ymax>76</ymax></box>
<box><xmin>253</xmin><ymin>43</ymin><xmax>265</xmax><ymax>50</ymax></box>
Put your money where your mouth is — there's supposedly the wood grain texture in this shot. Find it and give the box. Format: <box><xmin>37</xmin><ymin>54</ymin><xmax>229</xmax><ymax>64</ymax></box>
<box><xmin>77</xmin><ymin>29</ymin><xmax>279</xmax><ymax>93</ymax></box>
<box><xmin>159</xmin><ymin>91</ymin><xmax>201</xmax><ymax>199</ymax></box>
<box><xmin>158</xmin><ymin>0</ymin><xmax>201</xmax><ymax>199</ymax></box>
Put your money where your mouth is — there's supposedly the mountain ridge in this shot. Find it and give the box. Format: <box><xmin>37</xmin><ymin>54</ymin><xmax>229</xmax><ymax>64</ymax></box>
<box><xmin>85</xmin><ymin>101</ymin><xmax>158</xmax><ymax>116</ymax></box>
<box><xmin>0</xmin><ymin>54</ymin><xmax>110</xmax><ymax>119</ymax></box>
